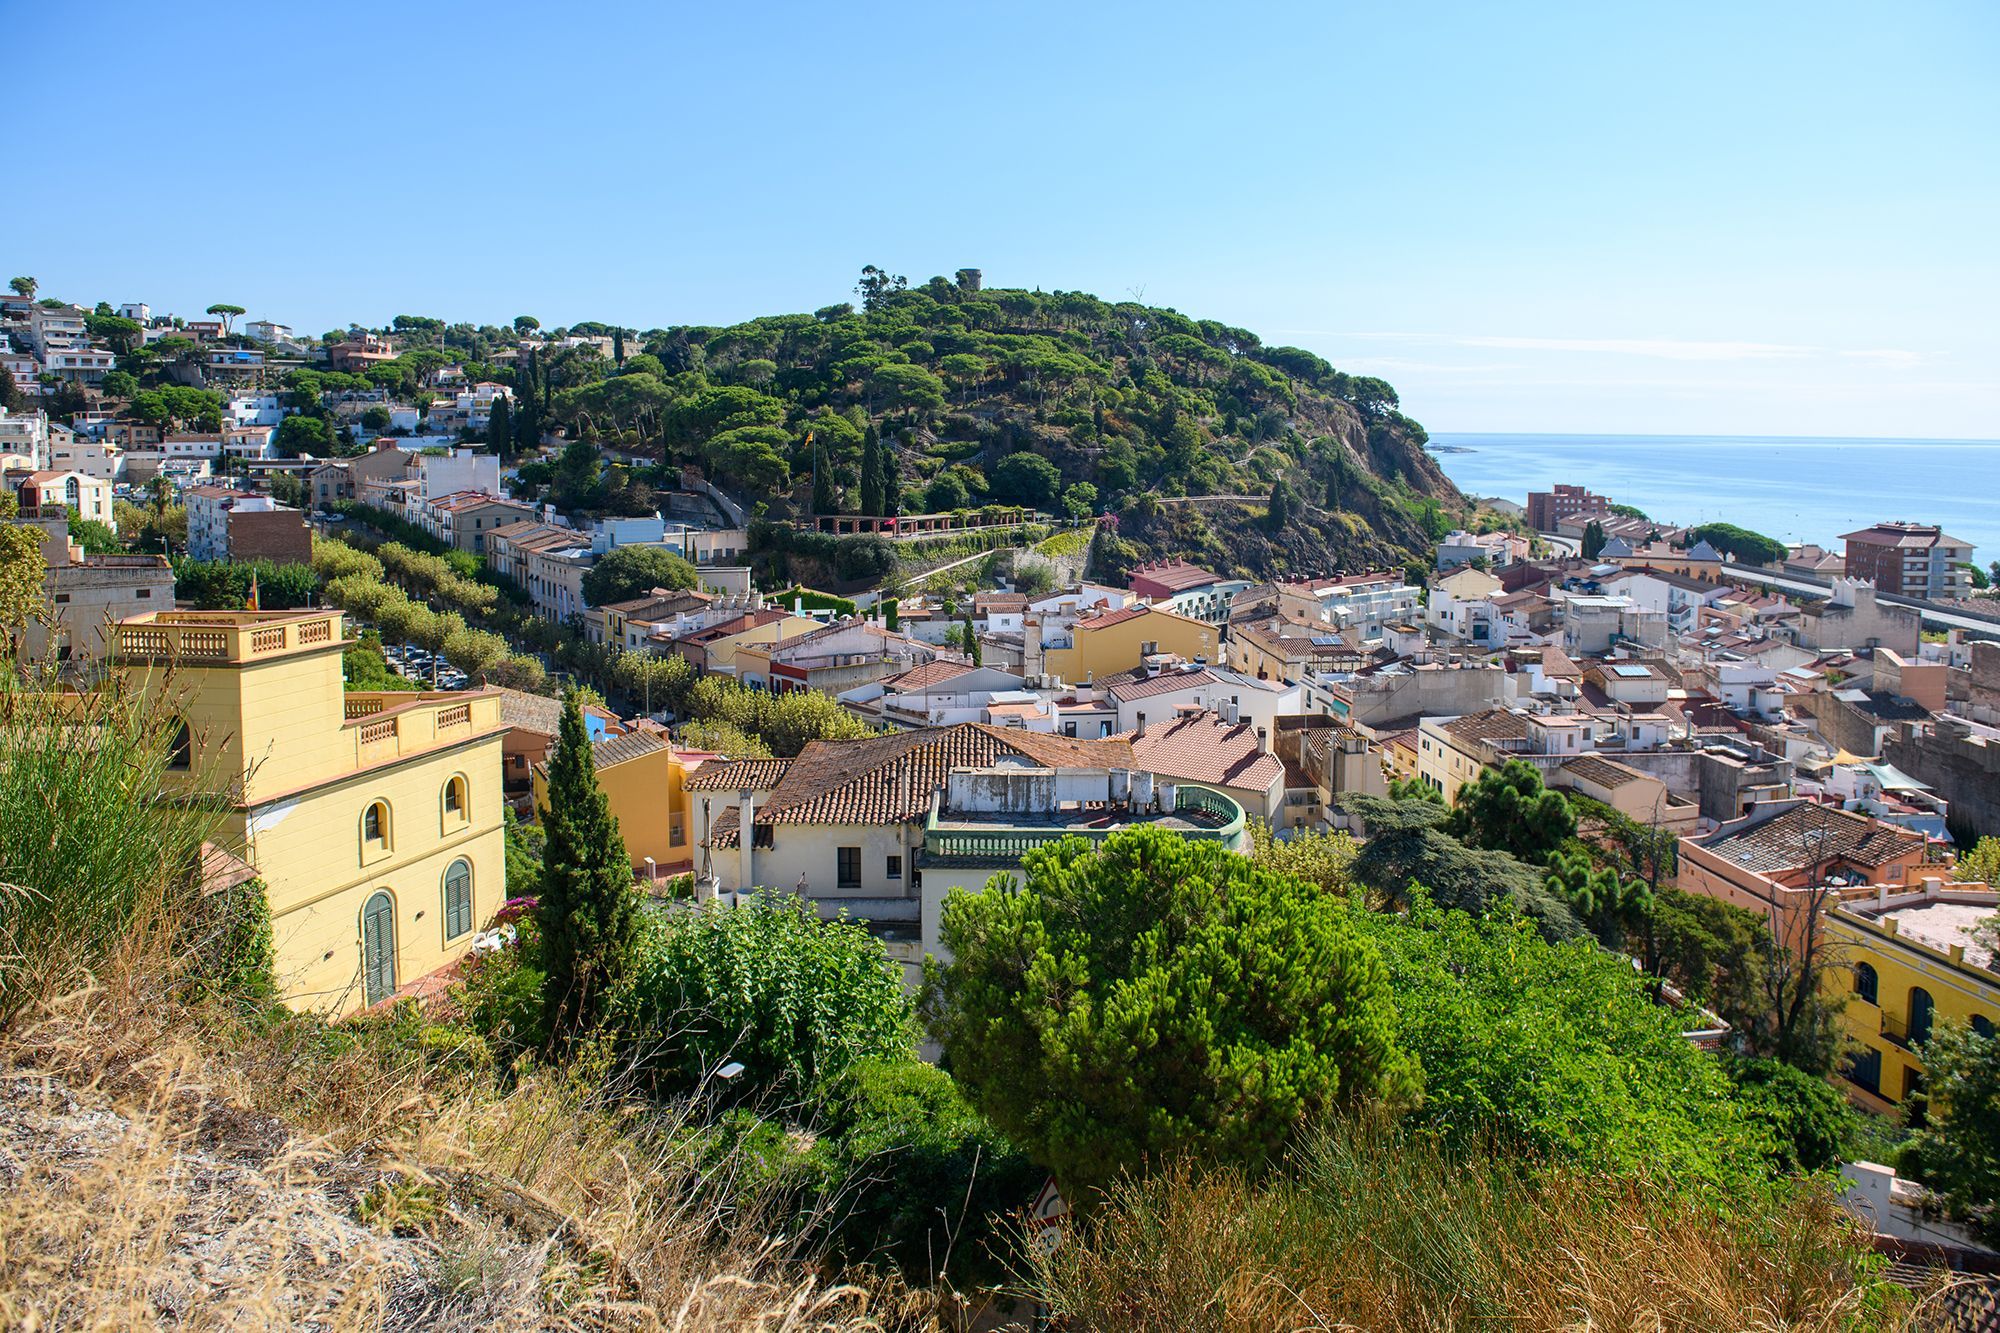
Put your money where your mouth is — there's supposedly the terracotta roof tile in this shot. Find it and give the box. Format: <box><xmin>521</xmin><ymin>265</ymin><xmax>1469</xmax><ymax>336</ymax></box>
<box><xmin>1441</xmin><ymin>710</ymin><xmax>1532</xmax><ymax>745</ymax></box>
<box><xmin>1703</xmin><ymin>804</ymin><xmax>1924</xmax><ymax>874</ymax></box>
<box><xmin>684</xmin><ymin>758</ymin><xmax>795</xmax><ymax>792</ymax></box>
<box><xmin>1125</xmin><ymin>713</ymin><xmax>1284</xmax><ymax>793</ymax></box>
<box><xmin>711</xmin><ymin>723</ymin><xmax>1131</xmax><ymax>829</ymax></box>
<box><xmin>885</xmin><ymin>659</ymin><xmax>978</xmax><ymax>692</ymax></box>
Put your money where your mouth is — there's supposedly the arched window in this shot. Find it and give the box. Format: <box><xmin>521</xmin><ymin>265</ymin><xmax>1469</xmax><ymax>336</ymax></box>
<box><xmin>361</xmin><ymin>891</ymin><xmax>397</xmax><ymax>1006</ymax></box>
<box><xmin>166</xmin><ymin>717</ymin><xmax>192</xmax><ymax>771</ymax></box>
<box><xmin>442</xmin><ymin>859</ymin><xmax>473</xmax><ymax>940</ymax></box>
<box><xmin>361</xmin><ymin>800</ymin><xmax>390</xmax><ymax>852</ymax></box>
<box><xmin>1973</xmin><ymin>1014</ymin><xmax>1995</xmax><ymax>1040</ymax></box>
<box><xmin>443</xmin><ymin>775</ymin><xmax>467</xmax><ymax>819</ymax></box>
<box><xmin>1909</xmin><ymin>987</ymin><xmax>1936</xmax><ymax>1047</ymax></box>
<box><xmin>1852</xmin><ymin>962</ymin><xmax>1879</xmax><ymax>1005</ymax></box>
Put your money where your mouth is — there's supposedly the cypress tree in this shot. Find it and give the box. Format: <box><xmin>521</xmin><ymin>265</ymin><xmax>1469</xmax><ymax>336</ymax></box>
<box><xmin>963</xmin><ymin>612</ymin><xmax>982</xmax><ymax>667</ymax></box>
<box><xmin>860</xmin><ymin>426</ymin><xmax>884</xmax><ymax>515</ymax></box>
<box><xmin>486</xmin><ymin>396</ymin><xmax>513</xmax><ymax>458</ymax></box>
<box><xmin>877</xmin><ymin>432</ymin><xmax>900</xmax><ymax>515</ymax></box>
<box><xmin>539</xmin><ymin>693</ymin><xmax>638</xmax><ymax>1044</ymax></box>
<box><xmin>811</xmin><ymin>437</ymin><xmax>836</xmax><ymax>514</ymax></box>
<box><xmin>612</xmin><ymin>327</ymin><xmax>626</xmax><ymax>365</ymax></box>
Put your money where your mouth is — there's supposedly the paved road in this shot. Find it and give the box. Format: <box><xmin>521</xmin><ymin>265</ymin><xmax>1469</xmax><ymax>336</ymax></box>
<box><xmin>1721</xmin><ymin>563</ymin><xmax>2000</xmax><ymax>637</ymax></box>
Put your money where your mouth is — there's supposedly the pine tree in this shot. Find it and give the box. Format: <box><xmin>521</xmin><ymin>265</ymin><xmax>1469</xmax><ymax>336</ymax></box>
<box><xmin>860</xmin><ymin>426</ymin><xmax>884</xmax><ymax>515</ymax></box>
<box><xmin>539</xmin><ymin>693</ymin><xmax>638</xmax><ymax>1045</ymax></box>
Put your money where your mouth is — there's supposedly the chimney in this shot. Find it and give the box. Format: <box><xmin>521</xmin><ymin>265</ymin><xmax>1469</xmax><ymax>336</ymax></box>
<box><xmin>1256</xmin><ymin>726</ymin><xmax>1270</xmax><ymax>754</ymax></box>
<box><xmin>1136</xmin><ymin>711</ymin><xmax>1146</xmax><ymax>736</ymax></box>
<box><xmin>738</xmin><ymin>788</ymin><xmax>756</xmax><ymax>894</ymax></box>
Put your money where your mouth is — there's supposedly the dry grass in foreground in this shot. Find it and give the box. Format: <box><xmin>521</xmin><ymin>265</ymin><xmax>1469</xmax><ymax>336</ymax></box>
<box><xmin>1029</xmin><ymin>1131</ymin><xmax>1974</xmax><ymax>1333</ymax></box>
<box><xmin>0</xmin><ymin>971</ymin><xmax>944</xmax><ymax>1332</ymax></box>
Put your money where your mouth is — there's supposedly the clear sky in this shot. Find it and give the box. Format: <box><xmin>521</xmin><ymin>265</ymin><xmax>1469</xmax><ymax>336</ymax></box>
<box><xmin>12</xmin><ymin>2</ymin><xmax>1998</xmax><ymax>438</ymax></box>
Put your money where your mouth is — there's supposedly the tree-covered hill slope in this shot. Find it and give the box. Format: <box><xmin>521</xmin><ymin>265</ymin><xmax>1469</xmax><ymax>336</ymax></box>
<box><xmin>396</xmin><ymin>268</ymin><xmax>1467</xmax><ymax>577</ymax></box>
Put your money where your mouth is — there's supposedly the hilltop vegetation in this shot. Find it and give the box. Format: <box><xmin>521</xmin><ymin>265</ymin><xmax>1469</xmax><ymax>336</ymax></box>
<box><xmin>379</xmin><ymin>268</ymin><xmax>1465</xmax><ymax>577</ymax></box>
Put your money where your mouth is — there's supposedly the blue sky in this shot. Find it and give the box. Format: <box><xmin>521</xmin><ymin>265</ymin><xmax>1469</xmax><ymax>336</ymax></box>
<box><xmin>12</xmin><ymin>2</ymin><xmax>1997</xmax><ymax>437</ymax></box>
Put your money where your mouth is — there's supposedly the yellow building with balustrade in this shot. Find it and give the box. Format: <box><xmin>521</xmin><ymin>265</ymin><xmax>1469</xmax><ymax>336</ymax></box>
<box><xmin>115</xmin><ymin>610</ymin><xmax>507</xmax><ymax>1015</ymax></box>
<box><xmin>1827</xmin><ymin>876</ymin><xmax>2000</xmax><ymax>1113</ymax></box>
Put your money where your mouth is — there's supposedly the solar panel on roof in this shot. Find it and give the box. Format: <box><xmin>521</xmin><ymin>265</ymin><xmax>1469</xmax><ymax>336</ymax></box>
<box><xmin>1611</xmin><ymin>665</ymin><xmax>1651</xmax><ymax>678</ymax></box>
<box><xmin>1311</xmin><ymin>635</ymin><xmax>1342</xmax><ymax>646</ymax></box>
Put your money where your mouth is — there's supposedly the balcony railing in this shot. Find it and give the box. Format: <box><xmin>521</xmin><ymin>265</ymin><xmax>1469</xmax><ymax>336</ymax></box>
<box><xmin>1881</xmin><ymin>1011</ymin><xmax>1931</xmax><ymax>1050</ymax></box>
<box><xmin>116</xmin><ymin>612</ymin><xmax>346</xmax><ymax>664</ymax></box>
<box><xmin>923</xmin><ymin>784</ymin><xmax>1246</xmax><ymax>860</ymax></box>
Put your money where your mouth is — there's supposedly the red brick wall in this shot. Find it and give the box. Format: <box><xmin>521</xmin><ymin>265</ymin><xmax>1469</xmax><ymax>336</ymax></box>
<box><xmin>228</xmin><ymin>510</ymin><xmax>313</xmax><ymax>565</ymax></box>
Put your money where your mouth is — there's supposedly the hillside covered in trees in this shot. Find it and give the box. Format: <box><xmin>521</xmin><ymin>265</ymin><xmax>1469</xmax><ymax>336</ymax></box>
<box><xmin>366</xmin><ymin>268</ymin><xmax>1465</xmax><ymax>579</ymax></box>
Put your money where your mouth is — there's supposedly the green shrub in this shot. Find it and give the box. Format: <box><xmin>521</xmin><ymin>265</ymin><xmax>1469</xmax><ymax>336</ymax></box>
<box><xmin>612</xmin><ymin>896</ymin><xmax>916</xmax><ymax>1104</ymax></box>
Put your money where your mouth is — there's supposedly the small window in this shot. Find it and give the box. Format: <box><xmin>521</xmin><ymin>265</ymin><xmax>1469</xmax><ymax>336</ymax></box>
<box><xmin>362</xmin><ymin>801</ymin><xmax>389</xmax><ymax>848</ymax></box>
<box><xmin>442</xmin><ymin>859</ymin><xmax>473</xmax><ymax>940</ymax></box>
<box><xmin>167</xmin><ymin>718</ymin><xmax>192</xmax><ymax>771</ymax></box>
<box><xmin>837</xmin><ymin>846</ymin><xmax>861</xmax><ymax>889</ymax></box>
<box><xmin>886</xmin><ymin>854</ymin><xmax>903</xmax><ymax>881</ymax></box>
<box><xmin>443</xmin><ymin>775</ymin><xmax>466</xmax><ymax>817</ymax></box>
<box><xmin>1852</xmin><ymin>962</ymin><xmax>1878</xmax><ymax>1005</ymax></box>
<box><xmin>135</xmin><ymin>588</ymin><xmax>151</xmax><ymax>599</ymax></box>
<box><xmin>1973</xmin><ymin>1015</ymin><xmax>1995</xmax><ymax>1040</ymax></box>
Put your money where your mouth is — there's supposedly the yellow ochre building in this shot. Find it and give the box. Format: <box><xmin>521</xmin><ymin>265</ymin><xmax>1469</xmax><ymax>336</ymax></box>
<box><xmin>116</xmin><ymin>610</ymin><xmax>506</xmax><ymax>1015</ymax></box>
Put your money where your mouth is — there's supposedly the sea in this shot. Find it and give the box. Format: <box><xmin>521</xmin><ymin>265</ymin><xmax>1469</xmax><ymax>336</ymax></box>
<box><xmin>1429</xmin><ymin>433</ymin><xmax>2000</xmax><ymax>560</ymax></box>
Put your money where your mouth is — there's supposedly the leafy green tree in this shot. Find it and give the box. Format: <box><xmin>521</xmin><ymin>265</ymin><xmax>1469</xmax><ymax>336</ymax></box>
<box><xmin>99</xmin><ymin>368</ymin><xmax>138</xmax><ymax>399</ymax></box>
<box><xmin>810</xmin><ymin>1056</ymin><xmax>1039</xmax><ymax>1283</ymax></box>
<box><xmin>0</xmin><ymin>365</ymin><xmax>23</xmax><ymax>412</ymax></box>
<box><xmin>0</xmin><ymin>523</ymin><xmax>48</xmax><ymax>656</ymax></box>
<box><xmin>926</xmin><ymin>827</ymin><xmax>1416</xmax><ymax>1200</ymax></box>
<box><xmin>1354</xmin><ymin>900</ymin><xmax>1769</xmax><ymax>1181</ymax></box>
<box><xmin>990</xmin><ymin>453</ymin><xmax>1062</xmax><ymax>511</ymax></box>
<box><xmin>1581</xmin><ymin>520</ymin><xmax>1607</xmax><ymax>559</ymax></box>
<box><xmin>538</xmin><ymin>694</ymin><xmax>639</xmax><ymax>1044</ymax></box>
<box><xmin>1688</xmin><ymin>522</ymin><xmax>1786</xmax><ymax>567</ymax></box>
<box><xmin>925</xmin><ymin>470</ymin><xmax>970</xmax><ymax>512</ymax></box>
<box><xmin>1722</xmin><ymin>1054</ymin><xmax>1852</xmax><ymax>1173</ymax></box>
<box><xmin>205</xmin><ymin>303</ymin><xmax>246</xmax><ymax>335</ymax></box>
<box><xmin>1445</xmin><ymin>760</ymin><xmax>1576</xmax><ymax>864</ymax></box>
<box><xmin>7</xmin><ymin>277</ymin><xmax>35</xmax><ymax>299</ymax></box>
<box><xmin>612</xmin><ymin>894</ymin><xmax>914</xmax><ymax>1102</ymax></box>
<box><xmin>580</xmin><ymin>544</ymin><xmax>699</xmax><ymax>606</ymax></box>
<box><xmin>1341</xmin><ymin>793</ymin><xmax>1583</xmax><ymax>940</ymax></box>
<box><xmin>1247</xmin><ymin>819</ymin><xmax>1358</xmax><ymax>893</ymax></box>
<box><xmin>1387</xmin><ymin>776</ymin><xmax>1443</xmax><ymax>805</ymax></box>
<box><xmin>513</xmin><ymin>314</ymin><xmax>540</xmax><ymax>334</ymax></box>
<box><xmin>1055</xmin><ymin>481</ymin><xmax>1097</xmax><ymax>522</ymax></box>
<box><xmin>273</xmin><ymin>415</ymin><xmax>334</xmax><ymax>457</ymax></box>
<box><xmin>1955</xmin><ymin>837</ymin><xmax>2000</xmax><ymax>887</ymax></box>
<box><xmin>1912</xmin><ymin>1022</ymin><xmax>2000</xmax><ymax>1241</ymax></box>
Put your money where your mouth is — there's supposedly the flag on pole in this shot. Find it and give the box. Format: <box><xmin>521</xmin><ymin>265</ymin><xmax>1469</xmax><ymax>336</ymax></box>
<box><xmin>246</xmin><ymin>570</ymin><xmax>260</xmax><ymax>611</ymax></box>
